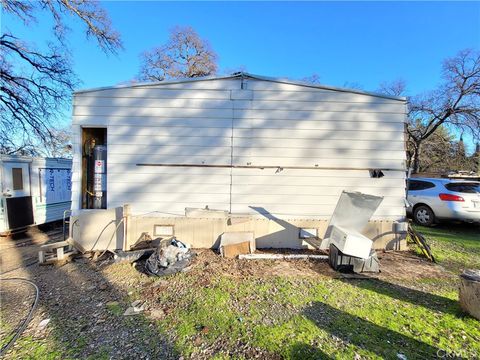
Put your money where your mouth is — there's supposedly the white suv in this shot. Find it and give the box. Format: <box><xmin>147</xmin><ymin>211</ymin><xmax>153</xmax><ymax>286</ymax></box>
<box><xmin>407</xmin><ymin>178</ymin><xmax>480</xmax><ymax>226</ymax></box>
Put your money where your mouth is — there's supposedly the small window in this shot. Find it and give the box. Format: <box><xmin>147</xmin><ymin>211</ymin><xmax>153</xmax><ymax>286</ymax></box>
<box><xmin>12</xmin><ymin>168</ymin><xmax>23</xmax><ymax>190</ymax></box>
<box><xmin>445</xmin><ymin>182</ymin><xmax>480</xmax><ymax>194</ymax></box>
<box><xmin>408</xmin><ymin>180</ymin><xmax>435</xmax><ymax>191</ymax></box>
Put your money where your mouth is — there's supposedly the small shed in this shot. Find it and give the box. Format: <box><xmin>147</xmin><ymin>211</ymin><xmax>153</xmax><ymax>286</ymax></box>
<box><xmin>70</xmin><ymin>73</ymin><xmax>407</xmax><ymax>250</ymax></box>
<box><xmin>0</xmin><ymin>155</ymin><xmax>72</xmax><ymax>234</ymax></box>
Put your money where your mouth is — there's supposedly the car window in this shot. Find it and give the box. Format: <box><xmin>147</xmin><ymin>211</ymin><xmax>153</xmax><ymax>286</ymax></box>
<box><xmin>445</xmin><ymin>182</ymin><xmax>480</xmax><ymax>194</ymax></box>
<box><xmin>408</xmin><ymin>180</ymin><xmax>436</xmax><ymax>191</ymax></box>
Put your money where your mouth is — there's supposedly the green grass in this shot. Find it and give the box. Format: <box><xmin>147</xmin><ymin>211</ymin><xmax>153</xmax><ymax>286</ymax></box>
<box><xmin>151</xmin><ymin>274</ymin><xmax>479</xmax><ymax>359</ymax></box>
<box><xmin>413</xmin><ymin>222</ymin><xmax>480</xmax><ymax>273</ymax></box>
<box><xmin>105</xmin><ymin>301</ymin><xmax>123</xmax><ymax>316</ymax></box>
<box><xmin>2</xmin><ymin>224</ymin><xmax>479</xmax><ymax>359</ymax></box>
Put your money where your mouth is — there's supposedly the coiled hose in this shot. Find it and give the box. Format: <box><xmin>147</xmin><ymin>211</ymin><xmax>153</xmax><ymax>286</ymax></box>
<box><xmin>0</xmin><ymin>278</ymin><xmax>39</xmax><ymax>357</ymax></box>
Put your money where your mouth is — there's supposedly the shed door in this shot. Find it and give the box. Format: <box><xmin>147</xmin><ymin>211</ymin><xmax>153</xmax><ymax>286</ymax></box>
<box><xmin>2</xmin><ymin>162</ymin><xmax>34</xmax><ymax>230</ymax></box>
<box><xmin>3</xmin><ymin>162</ymin><xmax>30</xmax><ymax>198</ymax></box>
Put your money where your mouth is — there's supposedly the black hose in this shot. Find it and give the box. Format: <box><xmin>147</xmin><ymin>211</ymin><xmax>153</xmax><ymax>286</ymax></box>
<box><xmin>0</xmin><ymin>278</ymin><xmax>39</xmax><ymax>357</ymax></box>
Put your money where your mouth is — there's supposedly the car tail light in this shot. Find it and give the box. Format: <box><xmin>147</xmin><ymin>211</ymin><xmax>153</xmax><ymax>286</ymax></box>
<box><xmin>439</xmin><ymin>193</ymin><xmax>464</xmax><ymax>202</ymax></box>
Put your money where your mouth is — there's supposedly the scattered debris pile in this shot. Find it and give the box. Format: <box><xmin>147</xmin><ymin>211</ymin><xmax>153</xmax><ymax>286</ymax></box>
<box><xmin>145</xmin><ymin>238</ymin><xmax>195</xmax><ymax>276</ymax></box>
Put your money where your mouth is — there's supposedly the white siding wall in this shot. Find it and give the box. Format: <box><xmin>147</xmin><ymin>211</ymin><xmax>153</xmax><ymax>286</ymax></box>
<box><xmin>72</xmin><ymin>77</ymin><xmax>406</xmax><ymax>220</ymax></box>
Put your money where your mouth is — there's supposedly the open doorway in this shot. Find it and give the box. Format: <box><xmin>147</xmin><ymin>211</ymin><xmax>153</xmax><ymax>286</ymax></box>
<box><xmin>81</xmin><ymin>127</ymin><xmax>107</xmax><ymax>209</ymax></box>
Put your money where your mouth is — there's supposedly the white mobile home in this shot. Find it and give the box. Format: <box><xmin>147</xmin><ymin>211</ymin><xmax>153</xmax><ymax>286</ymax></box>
<box><xmin>0</xmin><ymin>156</ymin><xmax>72</xmax><ymax>234</ymax></box>
<box><xmin>71</xmin><ymin>73</ymin><xmax>407</xmax><ymax>250</ymax></box>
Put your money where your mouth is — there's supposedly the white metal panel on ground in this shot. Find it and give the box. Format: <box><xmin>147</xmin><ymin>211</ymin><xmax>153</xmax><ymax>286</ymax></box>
<box><xmin>72</xmin><ymin>76</ymin><xmax>406</xmax><ymax>226</ymax></box>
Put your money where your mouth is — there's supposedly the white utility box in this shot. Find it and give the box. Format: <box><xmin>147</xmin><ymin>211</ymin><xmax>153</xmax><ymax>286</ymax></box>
<box><xmin>328</xmin><ymin>224</ymin><xmax>373</xmax><ymax>260</ymax></box>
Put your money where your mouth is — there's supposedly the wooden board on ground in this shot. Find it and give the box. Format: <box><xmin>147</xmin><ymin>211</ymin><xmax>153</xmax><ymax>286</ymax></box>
<box><xmin>222</xmin><ymin>241</ymin><xmax>252</xmax><ymax>258</ymax></box>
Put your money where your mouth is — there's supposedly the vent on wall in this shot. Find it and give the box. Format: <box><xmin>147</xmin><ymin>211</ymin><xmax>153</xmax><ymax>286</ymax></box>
<box><xmin>154</xmin><ymin>225</ymin><xmax>174</xmax><ymax>237</ymax></box>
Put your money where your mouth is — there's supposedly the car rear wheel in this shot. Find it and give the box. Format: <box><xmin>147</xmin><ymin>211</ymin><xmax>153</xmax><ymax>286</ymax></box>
<box><xmin>413</xmin><ymin>205</ymin><xmax>435</xmax><ymax>226</ymax></box>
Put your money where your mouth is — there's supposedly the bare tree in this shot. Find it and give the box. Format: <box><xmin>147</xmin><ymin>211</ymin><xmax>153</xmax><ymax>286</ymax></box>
<box><xmin>43</xmin><ymin>127</ymin><xmax>73</xmax><ymax>158</ymax></box>
<box><xmin>407</xmin><ymin>49</ymin><xmax>480</xmax><ymax>173</ymax></box>
<box><xmin>301</xmin><ymin>73</ymin><xmax>321</xmax><ymax>85</ymax></box>
<box><xmin>139</xmin><ymin>26</ymin><xmax>218</xmax><ymax>81</ymax></box>
<box><xmin>342</xmin><ymin>81</ymin><xmax>364</xmax><ymax>90</ymax></box>
<box><xmin>377</xmin><ymin>79</ymin><xmax>406</xmax><ymax>97</ymax></box>
<box><xmin>1</xmin><ymin>0</ymin><xmax>122</xmax><ymax>154</ymax></box>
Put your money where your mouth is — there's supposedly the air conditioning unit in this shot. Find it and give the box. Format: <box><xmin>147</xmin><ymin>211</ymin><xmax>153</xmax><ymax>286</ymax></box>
<box><xmin>329</xmin><ymin>225</ymin><xmax>373</xmax><ymax>260</ymax></box>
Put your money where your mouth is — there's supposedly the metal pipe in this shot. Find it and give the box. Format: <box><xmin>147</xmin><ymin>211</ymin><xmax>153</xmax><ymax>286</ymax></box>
<box><xmin>136</xmin><ymin>163</ymin><xmax>405</xmax><ymax>172</ymax></box>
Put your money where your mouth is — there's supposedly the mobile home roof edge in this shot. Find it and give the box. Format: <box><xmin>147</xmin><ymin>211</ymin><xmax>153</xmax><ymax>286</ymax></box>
<box><xmin>73</xmin><ymin>72</ymin><xmax>406</xmax><ymax>101</ymax></box>
<box><xmin>0</xmin><ymin>155</ymin><xmax>73</xmax><ymax>163</ymax></box>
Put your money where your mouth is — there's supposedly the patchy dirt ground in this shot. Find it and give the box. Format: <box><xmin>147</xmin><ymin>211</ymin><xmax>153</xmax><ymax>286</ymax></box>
<box><xmin>0</xmin><ymin>224</ymin><xmax>63</xmax><ymax>274</ymax></box>
<box><xmin>0</xmin><ymin>227</ymin><xmax>473</xmax><ymax>359</ymax></box>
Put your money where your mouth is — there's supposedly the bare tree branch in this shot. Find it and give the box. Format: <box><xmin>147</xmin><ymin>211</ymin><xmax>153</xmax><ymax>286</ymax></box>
<box><xmin>406</xmin><ymin>49</ymin><xmax>480</xmax><ymax>172</ymax></box>
<box><xmin>139</xmin><ymin>26</ymin><xmax>218</xmax><ymax>81</ymax></box>
<box><xmin>0</xmin><ymin>0</ymin><xmax>122</xmax><ymax>154</ymax></box>
<box><xmin>377</xmin><ymin>79</ymin><xmax>406</xmax><ymax>97</ymax></box>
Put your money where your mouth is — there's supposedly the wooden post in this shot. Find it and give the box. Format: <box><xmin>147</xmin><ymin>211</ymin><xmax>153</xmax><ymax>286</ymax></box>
<box><xmin>56</xmin><ymin>246</ymin><xmax>64</xmax><ymax>261</ymax></box>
